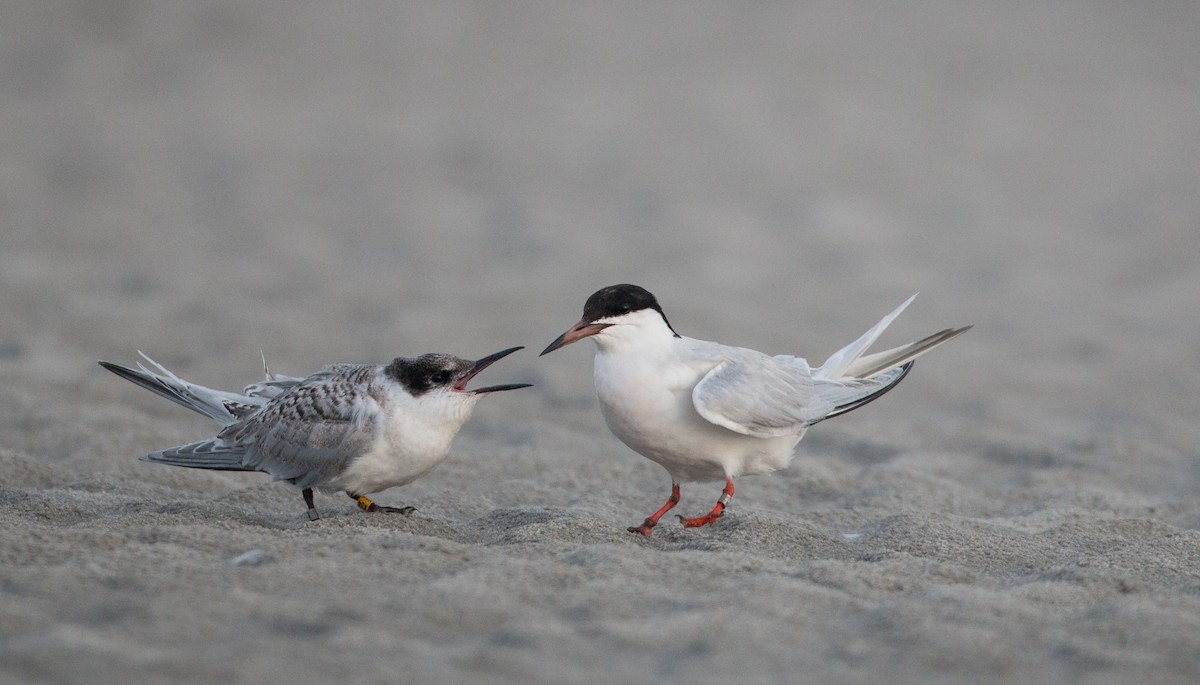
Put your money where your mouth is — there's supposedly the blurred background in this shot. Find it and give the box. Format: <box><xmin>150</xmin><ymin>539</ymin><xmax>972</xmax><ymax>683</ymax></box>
<box><xmin>2</xmin><ymin>1</ymin><xmax>1198</xmax><ymax>481</ymax></box>
<box><xmin>3</xmin><ymin>3</ymin><xmax>1200</xmax><ymax>683</ymax></box>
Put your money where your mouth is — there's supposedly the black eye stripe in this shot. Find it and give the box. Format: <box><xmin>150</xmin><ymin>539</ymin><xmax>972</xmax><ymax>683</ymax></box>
<box><xmin>386</xmin><ymin>354</ymin><xmax>469</xmax><ymax>395</ymax></box>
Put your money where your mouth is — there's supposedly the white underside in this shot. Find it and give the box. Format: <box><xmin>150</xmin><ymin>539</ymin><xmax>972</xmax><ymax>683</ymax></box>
<box><xmin>322</xmin><ymin>391</ymin><xmax>477</xmax><ymax>496</ymax></box>
<box><xmin>594</xmin><ymin>337</ymin><xmax>804</xmax><ymax>482</ymax></box>
<box><xmin>585</xmin><ymin>297</ymin><xmax>963</xmax><ymax>484</ymax></box>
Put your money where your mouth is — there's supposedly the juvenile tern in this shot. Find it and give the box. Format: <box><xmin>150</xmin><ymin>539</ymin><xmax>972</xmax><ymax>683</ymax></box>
<box><xmin>100</xmin><ymin>347</ymin><xmax>531</xmax><ymax>520</ymax></box>
<box><xmin>541</xmin><ymin>284</ymin><xmax>970</xmax><ymax>536</ymax></box>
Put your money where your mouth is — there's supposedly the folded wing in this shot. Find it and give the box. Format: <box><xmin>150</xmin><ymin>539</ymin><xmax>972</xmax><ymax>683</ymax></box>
<box><xmin>222</xmin><ymin>369</ymin><xmax>381</xmax><ymax>488</ymax></box>
<box><xmin>692</xmin><ymin>296</ymin><xmax>970</xmax><ymax>437</ymax></box>
<box><xmin>692</xmin><ymin>354</ymin><xmax>832</xmax><ymax>438</ymax></box>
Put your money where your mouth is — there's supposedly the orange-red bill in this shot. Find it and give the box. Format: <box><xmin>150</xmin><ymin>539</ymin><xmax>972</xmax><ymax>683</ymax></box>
<box><xmin>540</xmin><ymin>321</ymin><xmax>612</xmax><ymax>356</ymax></box>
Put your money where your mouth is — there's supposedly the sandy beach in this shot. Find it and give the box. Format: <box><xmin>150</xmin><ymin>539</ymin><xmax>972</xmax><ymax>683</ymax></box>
<box><xmin>2</xmin><ymin>2</ymin><xmax>1199</xmax><ymax>683</ymax></box>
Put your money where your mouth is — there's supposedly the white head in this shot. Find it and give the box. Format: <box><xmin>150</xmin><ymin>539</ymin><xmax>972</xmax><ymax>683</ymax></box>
<box><xmin>540</xmin><ymin>284</ymin><xmax>680</xmax><ymax>355</ymax></box>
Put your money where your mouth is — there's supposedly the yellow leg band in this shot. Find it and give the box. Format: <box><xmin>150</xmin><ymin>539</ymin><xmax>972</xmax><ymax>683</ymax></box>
<box><xmin>356</xmin><ymin>495</ymin><xmax>375</xmax><ymax>512</ymax></box>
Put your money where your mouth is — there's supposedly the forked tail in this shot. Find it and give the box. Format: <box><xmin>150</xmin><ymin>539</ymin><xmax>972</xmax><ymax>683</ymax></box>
<box><xmin>100</xmin><ymin>353</ymin><xmax>259</xmax><ymax>471</ymax></box>
<box><xmin>812</xmin><ymin>295</ymin><xmax>971</xmax><ymax>421</ymax></box>
<box><xmin>98</xmin><ymin>352</ymin><xmax>254</xmax><ymax>427</ymax></box>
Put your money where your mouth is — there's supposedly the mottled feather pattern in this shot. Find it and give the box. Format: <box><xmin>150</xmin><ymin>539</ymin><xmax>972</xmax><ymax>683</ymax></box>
<box><xmin>222</xmin><ymin>400</ymin><xmax>260</xmax><ymax>419</ymax></box>
<box><xmin>224</xmin><ymin>365</ymin><xmax>384</xmax><ymax>486</ymax></box>
<box><xmin>102</xmin><ymin>346</ymin><xmax>530</xmax><ymax>516</ymax></box>
<box><xmin>241</xmin><ymin>376</ymin><xmax>305</xmax><ymax>400</ymax></box>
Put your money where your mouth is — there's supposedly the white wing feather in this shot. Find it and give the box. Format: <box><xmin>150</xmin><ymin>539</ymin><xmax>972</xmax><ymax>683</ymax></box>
<box><xmin>689</xmin><ymin>296</ymin><xmax>969</xmax><ymax>437</ymax></box>
<box><xmin>692</xmin><ymin>354</ymin><xmax>833</xmax><ymax>438</ymax></box>
<box><xmin>813</xmin><ymin>293</ymin><xmax>916</xmax><ymax>381</ymax></box>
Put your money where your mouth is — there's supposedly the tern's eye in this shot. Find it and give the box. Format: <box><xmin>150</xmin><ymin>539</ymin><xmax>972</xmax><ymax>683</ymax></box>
<box><xmin>431</xmin><ymin>370</ymin><xmax>451</xmax><ymax>385</ymax></box>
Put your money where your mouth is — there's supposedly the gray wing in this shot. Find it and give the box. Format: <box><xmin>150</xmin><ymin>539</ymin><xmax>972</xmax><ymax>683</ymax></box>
<box><xmin>241</xmin><ymin>362</ymin><xmax>361</xmax><ymax>399</ymax></box>
<box><xmin>222</xmin><ymin>367</ymin><xmax>381</xmax><ymax>489</ymax></box>
<box><xmin>241</xmin><ymin>376</ymin><xmax>306</xmax><ymax>400</ymax></box>
<box><xmin>691</xmin><ymin>353</ymin><xmax>834</xmax><ymax>438</ymax></box>
<box><xmin>693</xmin><ymin>353</ymin><xmax>914</xmax><ymax>438</ymax></box>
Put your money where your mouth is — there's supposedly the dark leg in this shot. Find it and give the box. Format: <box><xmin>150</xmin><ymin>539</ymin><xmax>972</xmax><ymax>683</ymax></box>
<box><xmin>348</xmin><ymin>492</ymin><xmax>416</xmax><ymax>515</ymax></box>
<box><xmin>302</xmin><ymin>488</ymin><xmax>320</xmax><ymax>521</ymax></box>
<box><xmin>677</xmin><ymin>477</ymin><xmax>734</xmax><ymax>528</ymax></box>
<box><xmin>627</xmin><ymin>481</ymin><xmax>681</xmax><ymax>537</ymax></box>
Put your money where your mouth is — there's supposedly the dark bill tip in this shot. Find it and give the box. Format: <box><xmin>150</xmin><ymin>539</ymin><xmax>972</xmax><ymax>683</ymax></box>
<box><xmin>539</xmin><ymin>333</ymin><xmax>569</xmax><ymax>357</ymax></box>
<box><xmin>470</xmin><ymin>346</ymin><xmax>525</xmax><ymax>373</ymax></box>
<box><xmin>471</xmin><ymin>383</ymin><xmax>534</xmax><ymax>394</ymax></box>
<box><xmin>457</xmin><ymin>346</ymin><xmax>528</xmax><ymax>393</ymax></box>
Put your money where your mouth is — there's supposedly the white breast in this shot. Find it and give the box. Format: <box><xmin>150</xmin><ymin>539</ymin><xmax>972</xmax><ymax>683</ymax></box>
<box><xmin>326</xmin><ymin>389</ymin><xmax>477</xmax><ymax>495</ymax></box>
<box><xmin>593</xmin><ymin>343</ymin><xmax>801</xmax><ymax>482</ymax></box>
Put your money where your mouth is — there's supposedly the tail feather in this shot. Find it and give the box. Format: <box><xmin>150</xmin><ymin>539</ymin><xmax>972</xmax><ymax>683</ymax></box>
<box><xmin>99</xmin><ymin>353</ymin><xmax>250</xmax><ymax>426</ymax></box>
<box><xmin>142</xmin><ymin>439</ymin><xmax>253</xmax><ymax>471</ymax></box>
<box><xmin>807</xmin><ymin>296</ymin><xmax>971</xmax><ymax>423</ymax></box>
<box><xmin>842</xmin><ymin>325</ymin><xmax>973</xmax><ymax>380</ymax></box>
<box><xmin>814</xmin><ymin>294</ymin><xmax>918</xmax><ymax>381</ymax></box>
<box><xmin>816</xmin><ymin>361</ymin><xmax>914</xmax><ymax>423</ymax></box>
<box><xmin>815</xmin><ymin>294</ymin><xmax>971</xmax><ymax>382</ymax></box>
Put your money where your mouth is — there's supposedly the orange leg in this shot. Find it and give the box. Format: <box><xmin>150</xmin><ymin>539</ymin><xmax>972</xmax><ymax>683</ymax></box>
<box><xmin>677</xmin><ymin>477</ymin><xmax>734</xmax><ymax>528</ymax></box>
<box><xmin>627</xmin><ymin>481</ymin><xmax>681</xmax><ymax>537</ymax></box>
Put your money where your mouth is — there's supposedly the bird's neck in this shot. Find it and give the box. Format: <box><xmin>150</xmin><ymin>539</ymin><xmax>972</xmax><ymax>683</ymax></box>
<box><xmin>593</xmin><ymin>314</ymin><xmax>678</xmax><ymax>357</ymax></box>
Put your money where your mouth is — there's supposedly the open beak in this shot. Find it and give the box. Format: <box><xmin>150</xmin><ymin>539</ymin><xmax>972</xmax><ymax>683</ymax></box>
<box><xmin>456</xmin><ymin>346</ymin><xmax>533</xmax><ymax>394</ymax></box>
<box><xmin>540</xmin><ymin>320</ymin><xmax>613</xmax><ymax>356</ymax></box>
